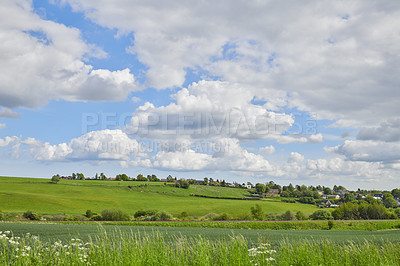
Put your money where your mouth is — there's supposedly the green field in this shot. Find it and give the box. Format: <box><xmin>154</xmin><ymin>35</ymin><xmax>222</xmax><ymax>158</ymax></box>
<box><xmin>2</xmin><ymin>222</ymin><xmax>400</xmax><ymax>246</ymax></box>
<box><xmin>0</xmin><ymin>176</ymin><xmax>318</xmax><ymax>217</ymax></box>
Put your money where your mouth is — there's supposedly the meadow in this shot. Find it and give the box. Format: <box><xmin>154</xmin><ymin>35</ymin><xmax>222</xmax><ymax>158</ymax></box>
<box><xmin>0</xmin><ymin>176</ymin><xmax>317</xmax><ymax>217</ymax></box>
<box><xmin>1</xmin><ymin>225</ymin><xmax>400</xmax><ymax>265</ymax></box>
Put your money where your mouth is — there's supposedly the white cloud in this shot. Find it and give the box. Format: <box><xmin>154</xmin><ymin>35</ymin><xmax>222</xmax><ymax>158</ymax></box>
<box><xmin>357</xmin><ymin>119</ymin><xmax>400</xmax><ymax>142</ymax></box>
<box><xmin>0</xmin><ymin>108</ymin><xmax>21</xmax><ymax>118</ymax></box>
<box><xmin>288</xmin><ymin>152</ymin><xmax>304</xmax><ymax>163</ymax></box>
<box><xmin>0</xmin><ymin>0</ymin><xmax>138</xmax><ymax>110</ymax></box>
<box><xmin>260</xmin><ymin>145</ymin><xmax>275</xmax><ymax>154</ymax></box>
<box><xmin>126</xmin><ymin>80</ymin><xmax>295</xmax><ymax>143</ymax></box>
<box><xmin>0</xmin><ymin>123</ymin><xmax>6</xmax><ymax>129</ymax></box>
<box><xmin>61</xmin><ymin>0</ymin><xmax>400</xmax><ymax>125</ymax></box>
<box><xmin>328</xmin><ymin>140</ymin><xmax>400</xmax><ymax>163</ymax></box>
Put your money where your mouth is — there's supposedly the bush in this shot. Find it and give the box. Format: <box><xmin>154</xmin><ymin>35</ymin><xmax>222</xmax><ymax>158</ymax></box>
<box><xmin>90</xmin><ymin>215</ymin><xmax>103</xmax><ymax>221</ymax></box>
<box><xmin>298</xmin><ymin>197</ymin><xmax>316</xmax><ymax>204</ymax></box>
<box><xmin>295</xmin><ymin>211</ymin><xmax>307</xmax><ymax>220</ymax></box>
<box><xmin>281</xmin><ymin>210</ymin><xmax>294</xmax><ymax>221</ymax></box>
<box><xmin>0</xmin><ymin>209</ymin><xmax>3</xmax><ymax>221</ymax></box>
<box><xmin>179</xmin><ymin>211</ymin><xmax>189</xmax><ymax>219</ymax></box>
<box><xmin>23</xmin><ymin>210</ymin><xmax>40</xmax><ymax>220</ymax></box>
<box><xmin>152</xmin><ymin>211</ymin><xmax>173</xmax><ymax>221</ymax></box>
<box><xmin>51</xmin><ymin>174</ymin><xmax>60</xmax><ymax>183</ymax></box>
<box><xmin>85</xmin><ymin>209</ymin><xmax>96</xmax><ymax>218</ymax></box>
<box><xmin>250</xmin><ymin>204</ymin><xmax>264</xmax><ymax>220</ymax></box>
<box><xmin>213</xmin><ymin>213</ymin><xmax>231</xmax><ymax>221</ymax></box>
<box><xmin>134</xmin><ymin>209</ymin><xmax>157</xmax><ymax>218</ymax></box>
<box><xmin>201</xmin><ymin>213</ymin><xmax>219</xmax><ymax>220</ymax></box>
<box><xmin>328</xmin><ymin>220</ymin><xmax>334</xmax><ymax>230</ymax></box>
<box><xmin>312</xmin><ymin>210</ymin><xmax>333</xmax><ymax>220</ymax></box>
<box><xmin>101</xmin><ymin>208</ymin><xmax>130</xmax><ymax>221</ymax></box>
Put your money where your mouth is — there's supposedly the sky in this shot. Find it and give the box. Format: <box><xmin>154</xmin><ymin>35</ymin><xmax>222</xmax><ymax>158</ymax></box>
<box><xmin>0</xmin><ymin>0</ymin><xmax>400</xmax><ymax>190</ymax></box>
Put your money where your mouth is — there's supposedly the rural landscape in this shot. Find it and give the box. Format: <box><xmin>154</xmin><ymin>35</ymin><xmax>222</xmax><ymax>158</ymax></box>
<box><xmin>1</xmin><ymin>175</ymin><xmax>400</xmax><ymax>265</ymax></box>
<box><xmin>2</xmin><ymin>0</ymin><xmax>400</xmax><ymax>265</ymax></box>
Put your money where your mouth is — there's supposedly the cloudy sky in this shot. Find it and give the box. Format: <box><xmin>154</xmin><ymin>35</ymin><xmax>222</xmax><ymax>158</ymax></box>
<box><xmin>1</xmin><ymin>0</ymin><xmax>399</xmax><ymax>189</ymax></box>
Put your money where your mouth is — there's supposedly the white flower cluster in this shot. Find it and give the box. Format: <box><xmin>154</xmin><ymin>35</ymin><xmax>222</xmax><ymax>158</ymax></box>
<box><xmin>1</xmin><ymin>230</ymin><xmax>92</xmax><ymax>265</ymax></box>
<box><xmin>248</xmin><ymin>243</ymin><xmax>276</xmax><ymax>265</ymax></box>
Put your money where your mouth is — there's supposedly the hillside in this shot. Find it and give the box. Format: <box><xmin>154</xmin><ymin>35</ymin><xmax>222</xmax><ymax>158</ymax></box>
<box><xmin>0</xmin><ymin>176</ymin><xmax>318</xmax><ymax>217</ymax></box>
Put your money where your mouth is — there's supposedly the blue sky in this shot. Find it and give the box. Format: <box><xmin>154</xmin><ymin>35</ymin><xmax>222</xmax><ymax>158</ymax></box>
<box><xmin>1</xmin><ymin>0</ymin><xmax>400</xmax><ymax>189</ymax></box>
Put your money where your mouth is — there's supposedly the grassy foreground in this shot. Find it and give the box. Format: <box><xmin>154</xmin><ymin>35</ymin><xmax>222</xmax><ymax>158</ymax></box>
<box><xmin>2</xmin><ymin>222</ymin><xmax>400</xmax><ymax>245</ymax></box>
<box><xmin>1</xmin><ymin>228</ymin><xmax>400</xmax><ymax>265</ymax></box>
<box><xmin>0</xmin><ymin>176</ymin><xmax>317</xmax><ymax>217</ymax></box>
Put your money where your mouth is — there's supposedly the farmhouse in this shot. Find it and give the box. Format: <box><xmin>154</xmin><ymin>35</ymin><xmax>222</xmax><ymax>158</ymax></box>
<box><xmin>265</xmin><ymin>189</ymin><xmax>280</xmax><ymax>197</ymax></box>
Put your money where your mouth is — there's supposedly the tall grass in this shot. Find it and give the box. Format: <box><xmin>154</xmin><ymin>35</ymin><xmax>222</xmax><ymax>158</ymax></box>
<box><xmin>1</xmin><ymin>228</ymin><xmax>400</xmax><ymax>265</ymax></box>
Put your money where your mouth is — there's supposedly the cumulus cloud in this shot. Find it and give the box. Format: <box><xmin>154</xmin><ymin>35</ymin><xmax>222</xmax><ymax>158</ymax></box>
<box><xmin>0</xmin><ymin>108</ymin><xmax>21</xmax><ymax>119</ymax></box>
<box><xmin>357</xmin><ymin>119</ymin><xmax>400</xmax><ymax>142</ymax></box>
<box><xmin>126</xmin><ymin>80</ymin><xmax>295</xmax><ymax>143</ymax></box>
<box><xmin>260</xmin><ymin>145</ymin><xmax>275</xmax><ymax>154</ymax></box>
<box><xmin>328</xmin><ymin>140</ymin><xmax>400</xmax><ymax>163</ymax></box>
<box><xmin>6</xmin><ymin>129</ymin><xmax>145</xmax><ymax>162</ymax></box>
<box><xmin>61</xmin><ymin>0</ymin><xmax>400</xmax><ymax>125</ymax></box>
<box><xmin>0</xmin><ymin>0</ymin><xmax>137</xmax><ymax>110</ymax></box>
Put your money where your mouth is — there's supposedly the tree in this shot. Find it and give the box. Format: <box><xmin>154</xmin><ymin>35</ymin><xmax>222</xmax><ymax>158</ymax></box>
<box><xmin>250</xmin><ymin>204</ymin><xmax>264</xmax><ymax>220</ymax></box>
<box><xmin>136</xmin><ymin>174</ymin><xmax>147</xmax><ymax>181</ymax></box>
<box><xmin>116</xmin><ymin>174</ymin><xmax>129</xmax><ymax>181</ymax></box>
<box><xmin>176</xmin><ymin>179</ymin><xmax>190</xmax><ymax>189</ymax></box>
<box><xmin>323</xmin><ymin>187</ymin><xmax>331</xmax><ymax>195</ymax></box>
<box><xmin>281</xmin><ymin>210</ymin><xmax>294</xmax><ymax>220</ymax></box>
<box><xmin>383</xmin><ymin>193</ymin><xmax>397</xmax><ymax>208</ymax></box>
<box><xmin>312</xmin><ymin>210</ymin><xmax>333</xmax><ymax>220</ymax></box>
<box><xmin>255</xmin><ymin>183</ymin><xmax>266</xmax><ymax>194</ymax></box>
<box><xmin>72</xmin><ymin>173</ymin><xmax>76</xmax><ymax>180</ymax></box>
<box><xmin>204</xmin><ymin>177</ymin><xmax>209</xmax><ymax>185</ymax></box>
<box><xmin>295</xmin><ymin>211</ymin><xmax>307</xmax><ymax>220</ymax></box>
<box><xmin>51</xmin><ymin>174</ymin><xmax>60</xmax><ymax>184</ymax></box>
<box><xmin>101</xmin><ymin>208</ymin><xmax>130</xmax><ymax>221</ymax></box>
<box><xmin>391</xmin><ymin>188</ymin><xmax>400</xmax><ymax>198</ymax></box>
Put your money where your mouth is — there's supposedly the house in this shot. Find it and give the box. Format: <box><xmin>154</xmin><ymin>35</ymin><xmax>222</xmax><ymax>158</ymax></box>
<box><xmin>317</xmin><ymin>190</ymin><xmax>324</xmax><ymax>195</ymax></box>
<box><xmin>326</xmin><ymin>195</ymin><xmax>340</xmax><ymax>200</ymax></box>
<box><xmin>160</xmin><ymin>179</ymin><xmax>168</xmax><ymax>182</ymax></box>
<box><xmin>320</xmin><ymin>200</ymin><xmax>332</xmax><ymax>207</ymax></box>
<box><xmin>373</xmin><ymin>194</ymin><xmax>383</xmax><ymax>200</ymax></box>
<box><xmin>265</xmin><ymin>189</ymin><xmax>279</xmax><ymax>197</ymax></box>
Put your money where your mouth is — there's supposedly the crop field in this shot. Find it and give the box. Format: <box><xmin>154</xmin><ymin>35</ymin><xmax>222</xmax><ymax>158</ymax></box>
<box><xmin>2</xmin><ymin>222</ymin><xmax>400</xmax><ymax>245</ymax></box>
<box><xmin>1</xmin><ymin>223</ymin><xmax>400</xmax><ymax>265</ymax></box>
<box><xmin>0</xmin><ymin>176</ymin><xmax>318</xmax><ymax>217</ymax></box>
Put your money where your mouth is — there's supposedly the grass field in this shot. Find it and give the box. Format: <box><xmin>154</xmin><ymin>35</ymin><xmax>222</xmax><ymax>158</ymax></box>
<box><xmin>1</xmin><ymin>223</ymin><xmax>400</xmax><ymax>265</ymax></box>
<box><xmin>2</xmin><ymin>222</ymin><xmax>400</xmax><ymax>245</ymax></box>
<box><xmin>0</xmin><ymin>176</ymin><xmax>318</xmax><ymax>217</ymax></box>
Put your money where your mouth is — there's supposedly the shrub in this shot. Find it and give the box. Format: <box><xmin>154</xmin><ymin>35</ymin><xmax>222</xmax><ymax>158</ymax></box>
<box><xmin>51</xmin><ymin>174</ymin><xmax>60</xmax><ymax>183</ymax></box>
<box><xmin>90</xmin><ymin>215</ymin><xmax>103</xmax><ymax>221</ymax></box>
<box><xmin>179</xmin><ymin>211</ymin><xmax>189</xmax><ymax>219</ymax></box>
<box><xmin>213</xmin><ymin>213</ymin><xmax>231</xmax><ymax>221</ymax></box>
<box><xmin>85</xmin><ymin>209</ymin><xmax>96</xmax><ymax>218</ymax></box>
<box><xmin>134</xmin><ymin>209</ymin><xmax>157</xmax><ymax>218</ymax></box>
<box><xmin>0</xmin><ymin>209</ymin><xmax>3</xmax><ymax>221</ymax></box>
<box><xmin>152</xmin><ymin>211</ymin><xmax>173</xmax><ymax>221</ymax></box>
<box><xmin>23</xmin><ymin>210</ymin><xmax>40</xmax><ymax>220</ymax></box>
<box><xmin>250</xmin><ymin>204</ymin><xmax>264</xmax><ymax>220</ymax></box>
<box><xmin>281</xmin><ymin>210</ymin><xmax>294</xmax><ymax>221</ymax></box>
<box><xmin>298</xmin><ymin>197</ymin><xmax>316</xmax><ymax>204</ymax></box>
<box><xmin>328</xmin><ymin>220</ymin><xmax>334</xmax><ymax>230</ymax></box>
<box><xmin>201</xmin><ymin>213</ymin><xmax>219</xmax><ymax>220</ymax></box>
<box><xmin>295</xmin><ymin>211</ymin><xmax>307</xmax><ymax>220</ymax></box>
<box><xmin>312</xmin><ymin>210</ymin><xmax>333</xmax><ymax>220</ymax></box>
<box><xmin>101</xmin><ymin>208</ymin><xmax>130</xmax><ymax>221</ymax></box>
